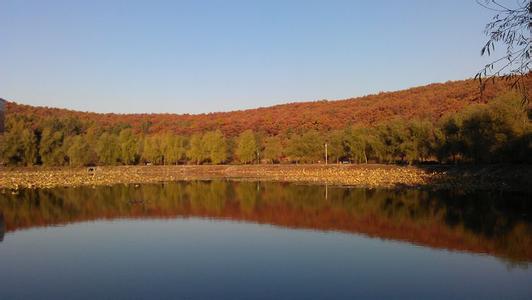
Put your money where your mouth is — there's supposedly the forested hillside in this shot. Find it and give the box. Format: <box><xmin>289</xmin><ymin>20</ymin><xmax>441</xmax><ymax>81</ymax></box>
<box><xmin>1</xmin><ymin>77</ymin><xmax>531</xmax><ymax>166</ymax></box>
<box><xmin>5</xmin><ymin>78</ymin><xmax>523</xmax><ymax>136</ymax></box>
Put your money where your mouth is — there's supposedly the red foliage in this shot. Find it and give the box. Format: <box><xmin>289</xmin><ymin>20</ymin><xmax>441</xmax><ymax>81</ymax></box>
<box><xmin>5</xmin><ymin>78</ymin><xmax>528</xmax><ymax>136</ymax></box>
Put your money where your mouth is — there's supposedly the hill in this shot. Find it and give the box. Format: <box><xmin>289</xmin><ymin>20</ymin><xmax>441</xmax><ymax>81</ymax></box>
<box><xmin>1</xmin><ymin>77</ymin><xmax>530</xmax><ymax>167</ymax></box>
<box><xmin>4</xmin><ymin>78</ymin><xmax>526</xmax><ymax>137</ymax></box>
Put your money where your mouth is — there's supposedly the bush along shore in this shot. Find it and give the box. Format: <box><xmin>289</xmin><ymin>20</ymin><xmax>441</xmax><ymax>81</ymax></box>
<box><xmin>0</xmin><ymin>164</ymin><xmax>530</xmax><ymax>192</ymax></box>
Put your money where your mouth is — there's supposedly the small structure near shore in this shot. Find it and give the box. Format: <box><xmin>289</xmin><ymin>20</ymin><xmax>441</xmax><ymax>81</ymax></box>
<box><xmin>87</xmin><ymin>166</ymin><xmax>98</xmax><ymax>175</ymax></box>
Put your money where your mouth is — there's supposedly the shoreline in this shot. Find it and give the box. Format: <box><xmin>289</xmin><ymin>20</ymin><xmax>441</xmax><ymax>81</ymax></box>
<box><xmin>1</xmin><ymin>164</ymin><xmax>531</xmax><ymax>192</ymax></box>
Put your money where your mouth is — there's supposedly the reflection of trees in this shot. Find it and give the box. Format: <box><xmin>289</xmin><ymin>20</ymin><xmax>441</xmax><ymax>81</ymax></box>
<box><xmin>0</xmin><ymin>213</ymin><xmax>5</xmax><ymax>242</ymax></box>
<box><xmin>0</xmin><ymin>182</ymin><xmax>531</xmax><ymax>262</ymax></box>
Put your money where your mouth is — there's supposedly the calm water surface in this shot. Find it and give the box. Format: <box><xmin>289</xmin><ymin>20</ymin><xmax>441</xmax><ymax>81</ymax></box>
<box><xmin>0</xmin><ymin>181</ymin><xmax>531</xmax><ymax>299</ymax></box>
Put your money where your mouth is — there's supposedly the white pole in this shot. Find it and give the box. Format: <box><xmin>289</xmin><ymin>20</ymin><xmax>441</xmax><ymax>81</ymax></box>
<box><xmin>325</xmin><ymin>143</ymin><xmax>328</xmax><ymax>165</ymax></box>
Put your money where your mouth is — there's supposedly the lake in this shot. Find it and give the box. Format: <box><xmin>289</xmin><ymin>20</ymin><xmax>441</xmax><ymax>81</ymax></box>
<box><xmin>0</xmin><ymin>181</ymin><xmax>531</xmax><ymax>299</ymax></box>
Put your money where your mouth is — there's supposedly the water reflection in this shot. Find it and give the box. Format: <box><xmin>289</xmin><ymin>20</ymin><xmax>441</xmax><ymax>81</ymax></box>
<box><xmin>0</xmin><ymin>181</ymin><xmax>530</xmax><ymax>263</ymax></box>
<box><xmin>0</xmin><ymin>213</ymin><xmax>4</xmax><ymax>242</ymax></box>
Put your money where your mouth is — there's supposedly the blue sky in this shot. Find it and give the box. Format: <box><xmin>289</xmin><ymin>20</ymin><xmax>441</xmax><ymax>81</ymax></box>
<box><xmin>0</xmin><ymin>1</ymin><xmax>500</xmax><ymax>114</ymax></box>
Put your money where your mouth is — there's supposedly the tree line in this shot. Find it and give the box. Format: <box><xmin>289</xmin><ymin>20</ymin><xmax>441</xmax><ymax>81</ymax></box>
<box><xmin>1</xmin><ymin>92</ymin><xmax>530</xmax><ymax>166</ymax></box>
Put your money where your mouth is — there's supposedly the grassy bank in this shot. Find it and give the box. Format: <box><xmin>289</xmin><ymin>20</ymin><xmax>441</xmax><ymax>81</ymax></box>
<box><xmin>1</xmin><ymin>164</ymin><xmax>531</xmax><ymax>192</ymax></box>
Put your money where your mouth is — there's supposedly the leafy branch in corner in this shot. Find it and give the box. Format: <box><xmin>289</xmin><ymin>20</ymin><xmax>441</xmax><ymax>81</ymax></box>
<box><xmin>475</xmin><ymin>0</ymin><xmax>531</xmax><ymax>105</ymax></box>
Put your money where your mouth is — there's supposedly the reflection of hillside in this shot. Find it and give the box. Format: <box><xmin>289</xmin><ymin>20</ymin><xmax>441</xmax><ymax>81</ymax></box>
<box><xmin>0</xmin><ymin>213</ymin><xmax>4</xmax><ymax>242</ymax></box>
<box><xmin>0</xmin><ymin>181</ymin><xmax>531</xmax><ymax>262</ymax></box>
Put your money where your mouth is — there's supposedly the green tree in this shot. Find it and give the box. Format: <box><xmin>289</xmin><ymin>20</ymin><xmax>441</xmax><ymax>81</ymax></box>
<box><xmin>263</xmin><ymin>136</ymin><xmax>283</xmax><ymax>163</ymax></box>
<box><xmin>0</xmin><ymin>118</ymin><xmax>37</xmax><ymax>166</ymax></box>
<box><xmin>187</xmin><ymin>133</ymin><xmax>204</xmax><ymax>164</ymax></box>
<box><xmin>39</xmin><ymin>127</ymin><xmax>66</xmax><ymax>166</ymax></box>
<box><xmin>119</xmin><ymin>128</ymin><xmax>138</xmax><ymax>165</ymax></box>
<box><xmin>433</xmin><ymin>92</ymin><xmax>529</xmax><ymax>163</ymax></box>
<box><xmin>62</xmin><ymin>117</ymin><xmax>83</xmax><ymax>136</ymax></box>
<box><xmin>461</xmin><ymin>107</ymin><xmax>499</xmax><ymax>162</ymax></box>
<box><xmin>401</xmin><ymin>120</ymin><xmax>434</xmax><ymax>164</ymax></box>
<box><xmin>96</xmin><ymin>132</ymin><xmax>120</xmax><ymax>165</ymax></box>
<box><xmin>21</xmin><ymin>128</ymin><xmax>37</xmax><ymax>165</ymax></box>
<box><xmin>486</xmin><ymin>93</ymin><xmax>530</xmax><ymax>161</ymax></box>
<box><xmin>142</xmin><ymin>135</ymin><xmax>163</xmax><ymax>164</ymax></box>
<box><xmin>162</xmin><ymin>134</ymin><xmax>187</xmax><ymax>165</ymax></box>
<box><xmin>326</xmin><ymin>130</ymin><xmax>345</xmax><ymax>164</ymax></box>
<box><xmin>363</xmin><ymin>127</ymin><xmax>385</xmax><ymax>163</ymax></box>
<box><xmin>236</xmin><ymin>130</ymin><xmax>257</xmax><ymax>164</ymax></box>
<box><xmin>66</xmin><ymin>135</ymin><xmax>91</xmax><ymax>166</ymax></box>
<box><xmin>436</xmin><ymin>116</ymin><xmax>464</xmax><ymax>163</ymax></box>
<box><xmin>376</xmin><ymin>120</ymin><xmax>408</xmax><ymax>163</ymax></box>
<box><xmin>460</xmin><ymin>93</ymin><xmax>528</xmax><ymax>163</ymax></box>
<box><xmin>288</xmin><ymin>130</ymin><xmax>323</xmax><ymax>163</ymax></box>
<box><xmin>84</xmin><ymin>125</ymin><xmax>101</xmax><ymax>164</ymax></box>
<box><xmin>343</xmin><ymin>127</ymin><xmax>369</xmax><ymax>164</ymax></box>
<box><xmin>202</xmin><ymin>130</ymin><xmax>227</xmax><ymax>164</ymax></box>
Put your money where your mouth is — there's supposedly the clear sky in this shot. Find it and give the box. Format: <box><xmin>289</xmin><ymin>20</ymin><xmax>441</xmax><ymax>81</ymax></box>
<box><xmin>0</xmin><ymin>0</ymin><xmax>501</xmax><ymax>114</ymax></box>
